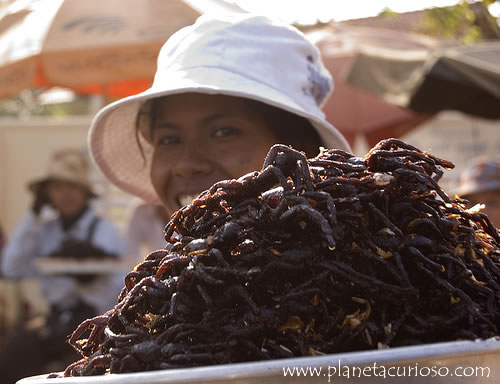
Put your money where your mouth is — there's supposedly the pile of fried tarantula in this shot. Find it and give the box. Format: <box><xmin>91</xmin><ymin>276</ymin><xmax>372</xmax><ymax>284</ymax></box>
<box><xmin>61</xmin><ymin>139</ymin><xmax>500</xmax><ymax>377</ymax></box>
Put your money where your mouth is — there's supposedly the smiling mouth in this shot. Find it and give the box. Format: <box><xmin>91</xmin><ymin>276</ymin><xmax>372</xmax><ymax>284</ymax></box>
<box><xmin>178</xmin><ymin>193</ymin><xmax>200</xmax><ymax>207</ymax></box>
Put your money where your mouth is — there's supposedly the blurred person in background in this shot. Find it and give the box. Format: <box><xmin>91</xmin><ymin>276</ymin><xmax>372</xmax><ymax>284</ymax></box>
<box><xmin>456</xmin><ymin>156</ymin><xmax>500</xmax><ymax>228</ymax></box>
<box><xmin>0</xmin><ymin>221</ymin><xmax>5</xmax><ymax>269</ymax></box>
<box><xmin>0</xmin><ymin>149</ymin><xmax>126</xmax><ymax>383</ymax></box>
<box><xmin>0</xmin><ymin>221</ymin><xmax>4</xmax><ymax>251</ymax></box>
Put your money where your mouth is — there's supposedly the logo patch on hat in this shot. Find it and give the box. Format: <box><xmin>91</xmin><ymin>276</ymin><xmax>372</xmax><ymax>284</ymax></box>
<box><xmin>302</xmin><ymin>55</ymin><xmax>331</xmax><ymax>106</ymax></box>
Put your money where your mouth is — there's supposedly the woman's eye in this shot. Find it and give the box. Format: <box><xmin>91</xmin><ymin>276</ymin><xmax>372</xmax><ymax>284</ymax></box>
<box><xmin>212</xmin><ymin>126</ymin><xmax>239</xmax><ymax>138</ymax></box>
<box><xmin>156</xmin><ymin>135</ymin><xmax>181</xmax><ymax>146</ymax></box>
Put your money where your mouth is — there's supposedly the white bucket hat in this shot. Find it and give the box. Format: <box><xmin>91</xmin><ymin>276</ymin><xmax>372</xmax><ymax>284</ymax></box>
<box><xmin>88</xmin><ymin>13</ymin><xmax>351</xmax><ymax>203</ymax></box>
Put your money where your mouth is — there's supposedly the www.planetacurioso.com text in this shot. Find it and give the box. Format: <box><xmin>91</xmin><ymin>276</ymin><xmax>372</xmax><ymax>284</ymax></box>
<box><xmin>282</xmin><ymin>361</ymin><xmax>491</xmax><ymax>382</ymax></box>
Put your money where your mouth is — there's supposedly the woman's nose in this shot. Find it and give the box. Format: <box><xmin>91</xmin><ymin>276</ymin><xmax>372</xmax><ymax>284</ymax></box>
<box><xmin>171</xmin><ymin>148</ymin><xmax>212</xmax><ymax>178</ymax></box>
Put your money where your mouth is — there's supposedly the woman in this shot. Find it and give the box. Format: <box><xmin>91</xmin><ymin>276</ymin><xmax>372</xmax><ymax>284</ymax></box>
<box><xmin>89</xmin><ymin>13</ymin><xmax>351</xmax><ymax>218</ymax></box>
<box><xmin>0</xmin><ymin>149</ymin><xmax>126</xmax><ymax>382</ymax></box>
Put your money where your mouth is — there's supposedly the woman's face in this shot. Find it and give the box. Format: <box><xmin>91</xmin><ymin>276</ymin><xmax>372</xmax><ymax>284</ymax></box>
<box><xmin>46</xmin><ymin>179</ymin><xmax>88</xmax><ymax>217</ymax></box>
<box><xmin>149</xmin><ymin>93</ymin><xmax>280</xmax><ymax>216</ymax></box>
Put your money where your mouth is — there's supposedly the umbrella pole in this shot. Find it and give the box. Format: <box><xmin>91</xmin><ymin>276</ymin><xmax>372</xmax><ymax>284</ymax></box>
<box><xmin>89</xmin><ymin>95</ymin><xmax>104</xmax><ymax>115</ymax></box>
<box><xmin>89</xmin><ymin>85</ymin><xmax>107</xmax><ymax>115</ymax></box>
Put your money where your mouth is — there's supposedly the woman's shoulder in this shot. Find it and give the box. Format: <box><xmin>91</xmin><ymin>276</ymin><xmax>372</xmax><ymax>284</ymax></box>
<box><xmin>132</xmin><ymin>202</ymin><xmax>161</xmax><ymax>218</ymax></box>
<box><xmin>127</xmin><ymin>203</ymin><xmax>165</xmax><ymax>229</ymax></box>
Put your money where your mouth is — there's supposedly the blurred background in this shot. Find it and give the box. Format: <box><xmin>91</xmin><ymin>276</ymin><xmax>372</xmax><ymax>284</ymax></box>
<box><xmin>0</xmin><ymin>0</ymin><xmax>499</xmax><ymax>337</ymax></box>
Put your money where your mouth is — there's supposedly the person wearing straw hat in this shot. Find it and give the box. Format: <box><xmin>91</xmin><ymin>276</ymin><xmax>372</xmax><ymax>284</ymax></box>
<box><xmin>90</xmin><ymin>13</ymin><xmax>351</xmax><ymax>225</ymax></box>
<box><xmin>455</xmin><ymin>156</ymin><xmax>500</xmax><ymax>227</ymax></box>
<box><xmin>0</xmin><ymin>221</ymin><xmax>4</xmax><ymax>255</ymax></box>
<box><xmin>0</xmin><ymin>221</ymin><xmax>5</xmax><ymax>277</ymax></box>
<box><xmin>0</xmin><ymin>149</ymin><xmax>126</xmax><ymax>381</ymax></box>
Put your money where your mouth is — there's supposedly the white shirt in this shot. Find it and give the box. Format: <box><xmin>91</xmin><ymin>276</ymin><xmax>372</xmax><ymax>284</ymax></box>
<box><xmin>125</xmin><ymin>202</ymin><xmax>167</xmax><ymax>266</ymax></box>
<box><xmin>2</xmin><ymin>208</ymin><xmax>127</xmax><ymax>314</ymax></box>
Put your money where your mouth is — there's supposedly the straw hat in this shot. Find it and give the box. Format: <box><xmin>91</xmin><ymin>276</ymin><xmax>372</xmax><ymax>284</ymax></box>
<box><xmin>29</xmin><ymin>149</ymin><xmax>97</xmax><ymax>197</ymax></box>
<box><xmin>455</xmin><ymin>156</ymin><xmax>500</xmax><ymax>197</ymax></box>
<box><xmin>88</xmin><ymin>13</ymin><xmax>351</xmax><ymax>203</ymax></box>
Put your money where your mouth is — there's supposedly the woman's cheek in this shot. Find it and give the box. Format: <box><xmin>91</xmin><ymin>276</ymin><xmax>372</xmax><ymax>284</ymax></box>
<box><xmin>150</xmin><ymin>153</ymin><xmax>169</xmax><ymax>197</ymax></box>
<box><xmin>234</xmin><ymin>150</ymin><xmax>269</xmax><ymax>176</ymax></box>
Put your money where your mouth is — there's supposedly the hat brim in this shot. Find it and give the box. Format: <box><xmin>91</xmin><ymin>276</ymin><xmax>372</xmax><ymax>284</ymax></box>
<box><xmin>89</xmin><ymin>66</ymin><xmax>351</xmax><ymax>203</ymax></box>
<box><xmin>455</xmin><ymin>180</ymin><xmax>500</xmax><ymax>198</ymax></box>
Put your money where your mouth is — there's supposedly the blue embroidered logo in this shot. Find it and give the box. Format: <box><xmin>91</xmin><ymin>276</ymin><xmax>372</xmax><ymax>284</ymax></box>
<box><xmin>302</xmin><ymin>55</ymin><xmax>331</xmax><ymax>106</ymax></box>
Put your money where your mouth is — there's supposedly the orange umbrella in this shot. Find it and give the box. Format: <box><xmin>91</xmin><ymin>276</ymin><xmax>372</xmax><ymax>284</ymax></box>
<box><xmin>309</xmin><ymin>25</ymin><xmax>437</xmax><ymax>147</ymax></box>
<box><xmin>0</xmin><ymin>0</ymin><xmax>242</xmax><ymax>99</ymax></box>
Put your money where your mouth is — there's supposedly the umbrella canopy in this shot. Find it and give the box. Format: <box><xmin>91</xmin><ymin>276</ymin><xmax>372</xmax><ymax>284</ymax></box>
<box><xmin>345</xmin><ymin>40</ymin><xmax>500</xmax><ymax>119</ymax></box>
<box><xmin>0</xmin><ymin>0</ymin><xmax>243</xmax><ymax>99</ymax></box>
<box><xmin>309</xmin><ymin>25</ymin><xmax>436</xmax><ymax>147</ymax></box>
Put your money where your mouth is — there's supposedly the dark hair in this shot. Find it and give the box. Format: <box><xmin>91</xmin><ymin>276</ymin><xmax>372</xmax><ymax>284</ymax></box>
<box><xmin>243</xmin><ymin>98</ymin><xmax>324</xmax><ymax>158</ymax></box>
<box><xmin>135</xmin><ymin>95</ymin><xmax>325</xmax><ymax>160</ymax></box>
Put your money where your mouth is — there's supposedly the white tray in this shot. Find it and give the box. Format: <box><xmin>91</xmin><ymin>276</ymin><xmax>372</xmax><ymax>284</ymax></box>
<box><xmin>17</xmin><ymin>338</ymin><xmax>500</xmax><ymax>384</ymax></box>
